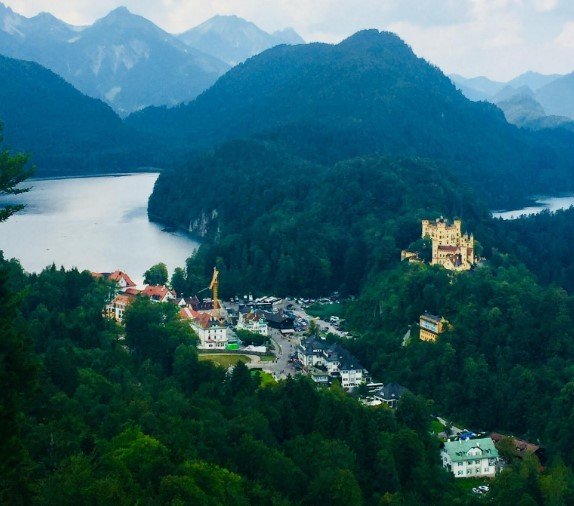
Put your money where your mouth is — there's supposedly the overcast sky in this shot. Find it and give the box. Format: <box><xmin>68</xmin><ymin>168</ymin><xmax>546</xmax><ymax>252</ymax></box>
<box><xmin>4</xmin><ymin>0</ymin><xmax>574</xmax><ymax>80</ymax></box>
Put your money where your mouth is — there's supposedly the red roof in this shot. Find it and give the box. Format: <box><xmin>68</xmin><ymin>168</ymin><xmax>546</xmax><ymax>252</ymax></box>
<box><xmin>141</xmin><ymin>285</ymin><xmax>175</xmax><ymax>300</ymax></box>
<box><xmin>179</xmin><ymin>307</ymin><xmax>219</xmax><ymax>330</ymax></box>
<box><xmin>437</xmin><ymin>245</ymin><xmax>459</xmax><ymax>252</ymax></box>
<box><xmin>112</xmin><ymin>293</ymin><xmax>135</xmax><ymax>306</ymax></box>
<box><xmin>108</xmin><ymin>270</ymin><xmax>136</xmax><ymax>287</ymax></box>
<box><xmin>124</xmin><ymin>287</ymin><xmax>141</xmax><ymax>296</ymax></box>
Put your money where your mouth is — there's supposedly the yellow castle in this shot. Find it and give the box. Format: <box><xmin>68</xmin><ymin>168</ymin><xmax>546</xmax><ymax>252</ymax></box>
<box><xmin>422</xmin><ymin>218</ymin><xmax>475</xmax><ymax>271</ymax></box>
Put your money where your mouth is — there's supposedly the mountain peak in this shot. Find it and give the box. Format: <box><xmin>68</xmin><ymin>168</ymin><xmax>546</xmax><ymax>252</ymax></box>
<box><xmin>272</xmin><ymin>27</ymin><xmax>304</xmax><ymax>45</ymax></box>
<box><xmin>338</xmin><ymin>30</ymin><xmax>412</xmax><ymax>56</ymax></box>
<box><xmin>108</xmin><ymin>6</ymin><xmax>132</xmax><ymax>16</ymax></box>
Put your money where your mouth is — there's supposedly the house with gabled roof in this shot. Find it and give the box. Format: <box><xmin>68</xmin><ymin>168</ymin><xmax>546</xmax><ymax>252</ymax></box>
<box><xmin>92</xmin><ymin>270</ymin><xmax>137</xmax><ymax>292</ymax></box>
<box><xmin>141</xmin><ymin>285</ymin><xmax>176</xmax><ymax>303</ymax></box>
<box><xmin>297</xmin><ymin>337</ymin><xmax>367</xmax><ymax>389</ymax></box>
<box><xmin>105</xmin><ymin>293</ymin><xmax>136</xmax><ymax>322</ymax></box>
<box><xmin>441</xmin><ymin>438</ymin><xmax>499</xmax><ymax>478</ymax></box>
<box><xmin>180</xmin><ymin>307</ymin><xmax>228</xmax><ymax>350</ymax></box>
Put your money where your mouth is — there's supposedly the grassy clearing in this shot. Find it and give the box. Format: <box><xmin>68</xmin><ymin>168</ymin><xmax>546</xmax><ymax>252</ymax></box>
<box><xmin>259</xmin><ymin>354</ymin><xmax>276</xmax><ymax>362</ymax></box>
<box><xmin>254</xmin><ymin>371</ymin><xmax>276</xmax><ymax>387</ymax></box>
<box><xmin>430</xmin><ymin>419</ymin><xmax>446</xmax><ymax>434</ymax></box>
<box><xmin>199</xmin><ymin>354</ymin><xmax>251</xmax><ymax>368</ymax></box>
<box><xmin>306</xmin><ymin>302</ymin><xmax>345</xmax><ymax>320</ymax></box>
<box><xmin>455</xmin><ymin>477</ymin><xmax>489</xmax><ymax>492</ymax></box>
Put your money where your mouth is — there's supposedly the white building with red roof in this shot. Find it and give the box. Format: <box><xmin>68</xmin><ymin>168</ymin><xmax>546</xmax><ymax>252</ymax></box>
<box><xmin>180</xmin><ymin>307</ymin><xmax>228</xmax><ymax>350</ymax></box>
<box><xmin>141</xmin><ymin>285</ymin><xmax>176</xmax><ymax>303</ymax></box>
<box><xmin>92</xmin><ymin>270</ymin><xmax>137</xmax><ymax>292</ymax></box>
<box><xmin>105</xmin><ymin>293</ymin><xmax>136</xmax><ymax>322</ymax></box>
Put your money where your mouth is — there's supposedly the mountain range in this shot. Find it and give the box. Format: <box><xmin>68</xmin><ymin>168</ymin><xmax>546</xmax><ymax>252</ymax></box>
<box><xmin>451</xmin><ymin>71</ymin><xmax>574</xmax><ymax>130</ymax></box>
<box><xmin>0</xmin><ymin>3</ymin><xmax>303</xmax><ymax>114</ymax></box>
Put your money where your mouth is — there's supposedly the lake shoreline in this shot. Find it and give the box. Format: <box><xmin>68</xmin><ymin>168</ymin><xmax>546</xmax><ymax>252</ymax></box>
<box><xmin>0</xmin><ymin>173</ymin><xmax>199</xmax><ymax>285</ymax></box>
<box><xmin>492</xmin><ymin>194</ymin><xmax>574</xmax><ymax>220</ymax></box>
<box><xmin>28</xmin><ymin>167</ymin><xmax>162</xmax><ymax>183</ymax></box>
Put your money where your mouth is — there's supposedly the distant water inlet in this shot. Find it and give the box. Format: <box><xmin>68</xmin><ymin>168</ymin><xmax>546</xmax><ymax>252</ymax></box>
<box><xmin>0</xmin><ymin>173</ymin><xmax>200</xmax><ymax>285</ymax></box>
<box><xmin>492</xmin><ymin>195</ymin><xmax>574</xmax><ymax>220</ymax></box>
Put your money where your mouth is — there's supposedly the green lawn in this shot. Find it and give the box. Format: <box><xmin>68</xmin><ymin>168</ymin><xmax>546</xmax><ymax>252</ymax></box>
<box><xmin>306</xmin><ymin>302</ymin><xmax>345</xmax><ymax>320</ymax></box>
<box><xmin>430</xmin><ymin>419</ymin><xmax>446</xmax><ymax>434</ymax></box>
<box><xmin>199</xmin><ymin>354</ymin><xmax>251</xmax><ymax>368</ymax></box>
<box><xmin>454</xmin><ymin>477</ymin><xmax>489</xmax><ymax>492</ymax></box>
<box><xmin>254</xmin><ymin>371</ymin><xmax>276</xmax><ymax>387</ymax></box>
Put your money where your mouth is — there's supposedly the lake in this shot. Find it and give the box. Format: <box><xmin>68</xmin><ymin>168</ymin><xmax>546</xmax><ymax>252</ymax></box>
<box><xmin>0</xmin><ymin>173</ymin><xmax>199</xmax><ymax>285</ymax></box>
<box><xmin>492</xmin><ymin>195</ymin><xmax>574</xmax><ymax>220</ymax></box>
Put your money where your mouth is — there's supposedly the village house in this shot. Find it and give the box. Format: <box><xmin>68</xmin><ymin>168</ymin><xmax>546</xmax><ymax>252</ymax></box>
<box><xmin>297</xmin><ymin>337</ymin><xmax>367</xmax><ymax>389</ymax></box>
<box><xmin>180</xmin><ymin>307</ymin><xmax>229</xmax><ymax>350</ymax></box>
<box><xmin>141</xmin><ymin>285</ymin><xmax>176</xmax><ymax>303</ymax></box>
<box><xmin>422</xmin><ymin>218</ymin><xmax>475</xmax><ymax>271</ymax></box>
<box><xmin>105</xmin><ymin>293</ymin><xmax>136</xmax><ymax>322</ymax></box>
<box><xmin>236</xmin><ymin>309</ymin><xmax>269</xmax><ymax>336</ymax></box>
<box><xmin>92</xmin><ymin>270</ymin><xmax>137</xmax><ymax>292</ymax></box>
<box><xmin>372</xmin><ymin>382</ymin><xmax>409</xmax><ymax>408</ymax></box>
<box><xmin>441</xmin><ymin>438</ymin><xmax>499</xmax><ymax>478</ymax></box>
<box><xmin>419</xmin><ymin>312</ymin><xmax>448</xmax><ymax>342</ymax></box>
<box><xmin>490</xmin><ymin>433</ymin><xmax>547</xmax><ymax>466</ymax></box>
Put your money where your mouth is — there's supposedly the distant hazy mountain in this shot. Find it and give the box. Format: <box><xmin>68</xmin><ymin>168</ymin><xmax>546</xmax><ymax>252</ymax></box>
<box><xmin>178</xmin><ymin>15</ymin><xmax>304</xmax><ymax>66</ymax></box>
<box><xmin>536</xmin><ymin>73</ymin><xmax>574</xmax><ymax>119</ymax></box>
<box><xmin>451</xmin><ymin>71</ymin><xmax>562</xmax><ymax>103</ymax></box>
<box><xmin>0</xmin><ymin>54</ymin><xmax>155</xmax><ymax>175</ymax></box>
<box><xmin>492</xmin><ymin>85</ymin><xmax>534</xmax><ymax>103</ymax></box>
<box><xmin>451</xmin><ymin>70</ymin><xmax>574</xmax><ymax>121</ymax></box>
<box><xmin>0</xmin><ymin>3</ymin><xmax>229</xmax><ymax>114</ymax></box>
<box><xmin>507</xmin><ymin>71</ymin><xmax>562</xmax><ymax>92</ymax></box>
<box><xmin>449</xmin><ymin>74</ymin><xmax>506</xmax><ymax>101</ymax></box>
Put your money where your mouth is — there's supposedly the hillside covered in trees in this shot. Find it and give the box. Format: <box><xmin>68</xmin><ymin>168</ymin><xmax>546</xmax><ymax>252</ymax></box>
<box><xmin>134</xmin><ymin>30</ymin><xmax>574</xmax><ymax>207</ymax></box>
<box><xmin>149</xmin><ymin>140</ymin><xmax>487</xmax><ymax>296</ymax></box>
<box><xmin>1</xmin><ymin>259</ymin><xmax>474</xmax><ymax>505</ymax></box>
<box><xmin>0</xmin><ymin>55</ymin><xmax>159</xmax><ymax>176</ymax></box>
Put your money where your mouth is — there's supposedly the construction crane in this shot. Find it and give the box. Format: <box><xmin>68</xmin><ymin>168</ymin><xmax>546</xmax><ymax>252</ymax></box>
<box><xmin>209</xmin><ymin>266</ymin><xmax>220</xmax><ymax>311</ymax></box>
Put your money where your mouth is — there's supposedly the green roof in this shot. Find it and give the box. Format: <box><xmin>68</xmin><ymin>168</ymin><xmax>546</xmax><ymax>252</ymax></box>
<box><xmin>443</xmin><ymin>438</ymin><xmax>499</xmax><ymax>462</ymax></box>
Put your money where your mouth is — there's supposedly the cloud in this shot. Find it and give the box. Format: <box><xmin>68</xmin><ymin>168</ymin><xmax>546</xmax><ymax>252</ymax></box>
<box><xmin>555</xmin><ymin>20</ymin><xmax>574</xmax><ymax>47</ymax></box>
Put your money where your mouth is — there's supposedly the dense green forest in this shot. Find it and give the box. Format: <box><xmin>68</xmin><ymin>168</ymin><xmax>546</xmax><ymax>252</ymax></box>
<box><xmin>150</xmin><ymin>140</ymin><xmax>487</xmax><ymax>297</ymax></box>
<box><xmin>134</xmin><ymin>30</ymin><xmax>574</xmax><ymax>207</ymax></box>
<box><xmin>0</xmin><ymin>259</ymin><xmax>467</xmax><ymax>505</ymax></box>
<box><xmin>345</xmin><ymin>257</ymin><xmax>574</xmax><ymax>464</ymax></box>
<box><xmin>491</xmin><ymin>208</ymin><xmax>574</xmax><ymax>292</ymax></box>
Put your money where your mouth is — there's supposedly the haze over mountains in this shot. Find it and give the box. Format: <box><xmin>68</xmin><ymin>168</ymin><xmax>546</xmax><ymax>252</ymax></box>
<box><xmin>178</xmin><ymin>15</ymin><xmax>304</xmax><ymax>66</ymax></box>
<box><xmin>451</xmin><ymin>71</ymin><xmax>574</xmax><ymax>131</ymax></box>
<box><xmin>0</xmin><ymin>2</ymin><xmax>303</xmax><ymax>114</ymax></box>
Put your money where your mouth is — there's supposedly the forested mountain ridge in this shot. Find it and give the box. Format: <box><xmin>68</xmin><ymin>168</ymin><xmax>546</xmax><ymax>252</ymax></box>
<box><xmin>149</xmin><ymin>140</ymin><xmax>487</xmax><ymax>296</ymax></box>
<box><xmin>132</xmin><ymin>29</ymin><xmax>574</xmax><ymax>207</ymax></box>
<box><xmin>0</xmin><ymin>54</ymin><xmax>157</xmax><ymax>176</ymax></box>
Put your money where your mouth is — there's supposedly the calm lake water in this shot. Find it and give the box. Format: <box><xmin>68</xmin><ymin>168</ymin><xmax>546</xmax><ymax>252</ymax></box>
<box><xmin>492</xmin><ymin>195</ymin><xmax>574</xmax><ymax>220</ymax></box>
<box><xmin>0</xmin><ymin>173</ymin><xmax>199</xmax><ymax>285</ymax></box>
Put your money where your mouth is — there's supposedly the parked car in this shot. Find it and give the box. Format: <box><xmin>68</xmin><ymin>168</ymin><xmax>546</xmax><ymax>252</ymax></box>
<box><xmin>478</xmin><ymin>485</ymin><xmax>489</xmax><ymax>493</ymax></box>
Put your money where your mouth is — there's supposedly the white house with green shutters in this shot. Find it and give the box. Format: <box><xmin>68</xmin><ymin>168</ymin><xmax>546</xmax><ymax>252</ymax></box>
<box><xmin>441</xmin><ymin>438</ymin><xmax>499</xmax><ymax>478</ymax></box>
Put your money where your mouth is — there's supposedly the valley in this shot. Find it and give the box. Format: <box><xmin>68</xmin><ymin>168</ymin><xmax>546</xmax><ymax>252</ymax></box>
<box><xmin>3</xmin><ymin>2</ymin><xmax>574</xmax><ymax>504</ymax></box>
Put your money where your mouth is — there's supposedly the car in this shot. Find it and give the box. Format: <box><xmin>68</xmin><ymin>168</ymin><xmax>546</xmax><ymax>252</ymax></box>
<box><xmin>478</xmin><ymin>485</ymin><xmax>489</xmax><ymax>493</ymax></box>
<box><xmin>472</xmin><ymin>488</ymin><xmax>484</xmax><ymax>495</ymax></box>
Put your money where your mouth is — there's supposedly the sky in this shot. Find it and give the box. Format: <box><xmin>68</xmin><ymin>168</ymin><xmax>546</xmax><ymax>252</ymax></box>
<box><xmin>3</xmin><ymin>0</ymin><xmax>574</xmax><ymax>80</ymax></box>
